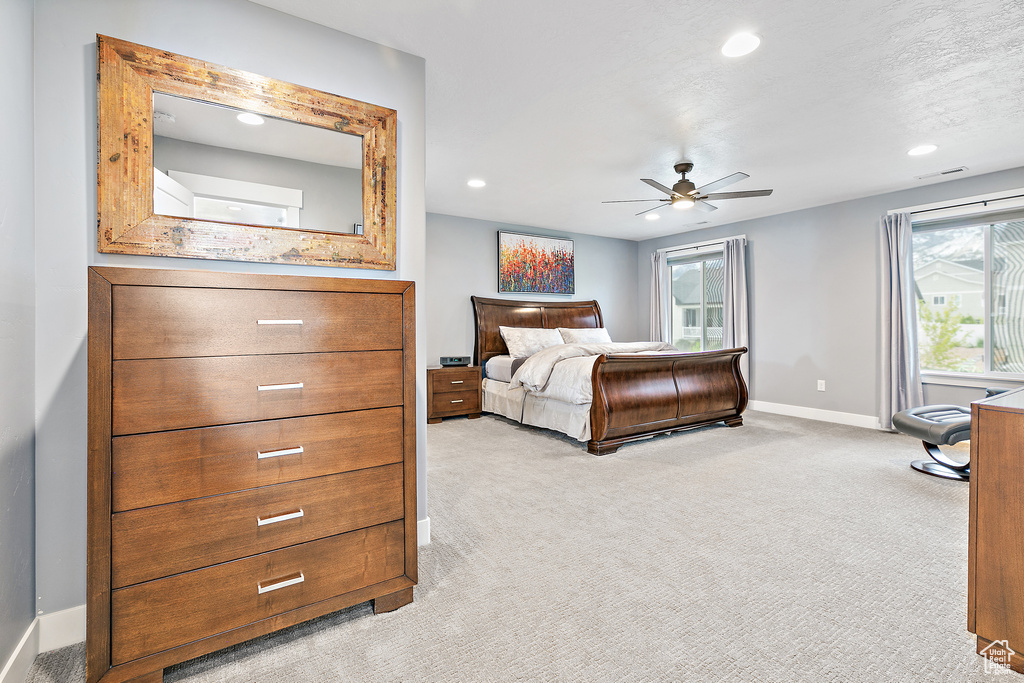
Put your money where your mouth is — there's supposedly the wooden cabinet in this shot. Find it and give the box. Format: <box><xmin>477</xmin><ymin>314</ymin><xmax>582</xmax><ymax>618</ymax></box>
<box><xmin>969</xmin><ymin>387</ymin><xmax>1024</xmax><ymax>674</ymax></box>
<box><xmin>427</xmin><ymin>366</ymin><xmax>482</xmax><ymax>423</ymax></box>
<box><xmin>88</xmin><ymin>267</ymin><xmax>417</xmax><ymax>683</ymax></box>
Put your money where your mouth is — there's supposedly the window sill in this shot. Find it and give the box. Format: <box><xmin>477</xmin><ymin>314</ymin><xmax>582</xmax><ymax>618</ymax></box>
<box><xmin>922</xmin><ymin>373</ymin><xmax>1024</xmax><ymax>390</ymax></box>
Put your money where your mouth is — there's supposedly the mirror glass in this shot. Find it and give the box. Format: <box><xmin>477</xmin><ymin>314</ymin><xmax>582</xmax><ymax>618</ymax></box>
<box><xmin>152</xmin><ymin>92</ymin><xmax>363</xmax><ymax>235</ymax></box>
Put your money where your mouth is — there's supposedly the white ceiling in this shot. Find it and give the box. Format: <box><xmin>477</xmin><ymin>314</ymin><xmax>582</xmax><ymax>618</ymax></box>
<box><xmin>254</xmin><ymin>0</ymin><xmax>1024</xmax><ymax>240</ymax></box>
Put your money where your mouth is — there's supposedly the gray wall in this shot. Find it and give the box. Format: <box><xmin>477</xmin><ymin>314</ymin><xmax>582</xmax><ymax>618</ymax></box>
<box><xmin>637</xmin><ymin>166</ymin><xmax>1024</xmax><ymax>419</ymax></box>
<box><xmin>154</xmin><ymin>136</ymin><xmax>363</xmax><ymax>234</ymax></box>
<box><xmin>33</xmin><ymin>0</ymin><xmax>425</xmax><ymax>615</ymax></box>
<box><xmin>0</xmin><ymin>0</ymin><xmax>36</xmax><ymax>664</ymax></box>
<box><xmin>426</xmin><ymin>213</ymin><xmax>640</xmax><ymax>364</ymax></box>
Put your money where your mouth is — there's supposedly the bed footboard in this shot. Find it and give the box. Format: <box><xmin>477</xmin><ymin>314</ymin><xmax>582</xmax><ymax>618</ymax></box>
<box><xmin>588</xmin><ymin>347</ymin><xmax>748</xmax><ymax>454</ymax></box>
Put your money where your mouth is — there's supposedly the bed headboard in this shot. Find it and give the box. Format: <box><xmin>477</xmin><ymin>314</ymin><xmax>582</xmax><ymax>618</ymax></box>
<box><xmin>471</xmin><ymin>296</ymin><xmax>604</xmax><ymax>366</ymax></box>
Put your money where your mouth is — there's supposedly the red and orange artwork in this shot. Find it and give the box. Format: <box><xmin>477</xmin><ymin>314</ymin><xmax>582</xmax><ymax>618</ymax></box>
<box><xmin>498</xmin><ymin>232</ymin><xmax>574</xmax><ymax>294</ymax></box>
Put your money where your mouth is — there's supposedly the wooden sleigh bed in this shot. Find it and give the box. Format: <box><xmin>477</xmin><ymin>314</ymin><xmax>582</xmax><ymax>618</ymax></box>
<box><xmin>471</xmin><ymin>296</ymin><xmax>749</xmax><ymax>455</ymax></box>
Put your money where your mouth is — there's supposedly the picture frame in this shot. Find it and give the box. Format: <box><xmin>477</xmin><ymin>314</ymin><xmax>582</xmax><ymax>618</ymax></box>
<box><xmin>497</xmin><ymin>231</ymin><xmax>575</xmax><ymax>294</ymax></box>
<box><xmin>96</xmin><ymin>35</ymin><xmax>397</xmax><ymax>270</ymax></box>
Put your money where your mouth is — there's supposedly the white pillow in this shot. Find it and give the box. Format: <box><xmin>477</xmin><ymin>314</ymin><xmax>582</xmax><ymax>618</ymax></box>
<box><xmin>557</xmin><ymin>327</ymin><xmax>613</xmax><ymax>344</ymax></box>
<box><xmin>499</xmin><ymin>326</ymin><xmax>564</xmax><ymax>358</ymax></box>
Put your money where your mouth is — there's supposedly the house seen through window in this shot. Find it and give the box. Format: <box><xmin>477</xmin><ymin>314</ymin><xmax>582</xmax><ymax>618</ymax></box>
<box><xmin>911</xmin><ymin>219</ymin><xmax>1024</xmax><ymax>377</ymax></box>
<box><xmin>668</xmin><ymin>252</ymin><xmax>724</xmax><ymax>352</ymax></box>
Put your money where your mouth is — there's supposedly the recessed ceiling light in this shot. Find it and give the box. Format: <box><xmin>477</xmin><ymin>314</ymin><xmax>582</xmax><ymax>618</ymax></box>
<box><xmin>467</xmin><ymin>179</ymin><xmax>486</xmax><ymax>188</ymax></box>
<box><xmin>237</xmin><ymin>112</ymin><xmax>265</xmax><ymax>125</ymax></box>
<box><xmin>645</xmin><ymin>213</ymin><xmax>660</xmax><ymax>221</ymax></box>
<box><xmin>722</xmin><ymin>32</ymin><xmax>760</xmax><ymax>58</ymax></box>
<box><xmin>908</xmin><ymin>144</ymin><xmax>938</xmax><ymax>156</ymax></box>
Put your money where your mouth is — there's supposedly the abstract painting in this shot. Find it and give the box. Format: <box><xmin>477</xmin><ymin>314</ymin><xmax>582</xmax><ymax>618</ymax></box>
<box><xmin>498</xmin><ymin>231</ymin><xmax>575</xmax><ymax>294</ymax></box>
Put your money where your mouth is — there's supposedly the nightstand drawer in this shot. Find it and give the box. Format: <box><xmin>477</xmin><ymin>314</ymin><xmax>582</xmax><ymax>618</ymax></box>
<box><xmin>431</xmin><ymin>388</ymin><xmax>481</xmax><ymax>416</ymax></box>
<box><xmin>112</xmin><ymin>351</ymin><xmax>403</xmax><ymax>435</ymax></box>
<box><xmin>431</xmin><ymin>368</ymin><xmax>480</xmax><ymax>394</ymax></box>
<box><xmin>111</xmin><ymin>464</ymin><xmax>404</xmax><ymax>588</ymax></box>
<box><xmin>111</xmin><ymin>408</ymin><xmax>404</xmax><ymax>512</ymax></box>
<box><xmin>112</xmin><ymin>286</ymin><xmax>403</xmax><ymax>359</ymax></box>
<box><xmin>110</xmin><ymin>521</ymin><xmax>405</xmax><ymax>665</ymax></box>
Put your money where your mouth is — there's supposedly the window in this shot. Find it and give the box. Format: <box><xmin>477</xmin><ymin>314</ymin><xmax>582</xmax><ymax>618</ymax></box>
<box><xmin>912</xmin><ymin>218</ymin><xmax>1024</xmax><ymax>378</ymax></box>
<box><xmin>667</xmin><ymin>251</ymin><xmax>723</xmax><ymax>352</ymax></box>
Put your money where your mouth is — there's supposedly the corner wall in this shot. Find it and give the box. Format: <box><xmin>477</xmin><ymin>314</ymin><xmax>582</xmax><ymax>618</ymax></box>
<box><xmin>0</xmin><ymin>0</ymin><xmax>37</xmax><ymax>675</ymax></box>
<box><xmin>637</xmin><ymin>166</ymin><xmax>1024</xmax><ymax>421</ymax></box>
<box><xmin>33</xmin><ymin>0</ymin><xmax>426</xmax><ymax>617</ymax></box>
<box><xmin>426</xmin><ymin>214</ymin><xmax>640</xmax><ymax>364</ymax></box>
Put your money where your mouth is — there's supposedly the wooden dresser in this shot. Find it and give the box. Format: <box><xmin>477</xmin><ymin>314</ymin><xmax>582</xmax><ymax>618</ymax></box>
<box><xmin>87</xmin><ymin>267</ymin><xmax>417</xmax><ymax>683</ymax></box>
<box><xmin>969</xmin><ymin>386</ymin><xmax>1024</xmax><ymax>674</ymax></box>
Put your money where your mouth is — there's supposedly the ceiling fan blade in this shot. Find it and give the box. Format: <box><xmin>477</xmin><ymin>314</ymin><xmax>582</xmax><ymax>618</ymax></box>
<box><xmin>700</xmin><ymin>189</ymin><xmax>773</xmax><ymax>200</ymax></box>
<box><xmin>601</xmin><ymin>199</ymin><xmax>671</xmax><ymax>203</ymax></box>
<box><xmin>694</xmin><ymin>172</ymin><xmax>749</xmax><ymax>194</ymax></box>
<box><xmin>635</xmin><ymin>203</ymin><xmax>670</xmax><ymax>216</ymax></box>
<box><xmin>692</xmin><ymin>200</ymin><xmax>718</xmax><ymax>213</ymax></box>
<box><xmin>641</xmin><ymin>178</ymin><xmax>679</xmax><ymax>197</ymax></box>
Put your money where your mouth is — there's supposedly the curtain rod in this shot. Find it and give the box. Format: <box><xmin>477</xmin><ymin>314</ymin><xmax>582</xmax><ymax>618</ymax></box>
<box><xmin>909</xmin><ymin>192</ymin><xmax>1024</xmax><ymax>216</ymax></box>
<box><xmin>657</xmin><ymin>234</ymin><xmax>746</xmax><ymax>255</ymax></box>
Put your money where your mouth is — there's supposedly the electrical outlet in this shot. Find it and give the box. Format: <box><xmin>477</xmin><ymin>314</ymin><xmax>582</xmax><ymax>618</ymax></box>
<box><xmin>817</xmin><ymin>380</ymin><xmax>826</xmax><ymax>392</ymax></box>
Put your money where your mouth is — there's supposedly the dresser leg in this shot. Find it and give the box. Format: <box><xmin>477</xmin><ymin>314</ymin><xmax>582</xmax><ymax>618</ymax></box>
<box><xmin>373</xmin><ymin>587</ymin><xmax>413</xmax><ymax>614</ymax></box>
<box><xmin>468</xmin><ymin>412</ymin><xmax>482</xmax><ymax>419</ymax></box>
<box><xmin>128</xmin><ymin>670</ymin><xmax>163</xmax><ymax>683</ymax></box>
<box><xmin>427</xmin><ymin>417</ymin><xmax>442</xmax><ymax>424</ymax></box>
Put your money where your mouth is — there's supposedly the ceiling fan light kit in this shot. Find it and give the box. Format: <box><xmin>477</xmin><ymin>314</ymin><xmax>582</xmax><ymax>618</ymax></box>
<box><xmin>602</xmin><ymin>161</ymin><xmax>773</xmax><ymax>217</ymax></box>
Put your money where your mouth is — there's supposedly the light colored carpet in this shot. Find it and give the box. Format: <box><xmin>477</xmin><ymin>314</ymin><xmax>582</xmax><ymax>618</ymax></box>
<box><xmin>28</xmin><ymin>411</ymin><xmax>1002</xmax><ymax>681</ymax></box>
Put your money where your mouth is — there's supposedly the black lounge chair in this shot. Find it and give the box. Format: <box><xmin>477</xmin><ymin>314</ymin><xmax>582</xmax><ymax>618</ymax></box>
<box><xmin>892</xmin><ymin>405</ymin><xmax>972</xmax><ymax>481</ymax></box>
<box><xmin>892</xmin><ymin>389</ymin><xmax>1008</xmax><ymax>482</ymax></box>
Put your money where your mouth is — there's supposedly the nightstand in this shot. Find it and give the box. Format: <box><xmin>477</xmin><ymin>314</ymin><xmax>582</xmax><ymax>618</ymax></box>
<box><xmin>427</xmin><ymin>366</ymin><xmax>482</xmax><ymax>423</ymax></box>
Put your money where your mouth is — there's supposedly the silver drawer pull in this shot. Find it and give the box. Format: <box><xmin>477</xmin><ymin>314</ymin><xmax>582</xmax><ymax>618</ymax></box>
<box><xmin>258</xmin><ymin>382</ymin><xmax>304</xmax><ymax>392</ymax></box>
<box><xmin>258</xmin><ymin>572</ymin><xmax>304</xmax><ymax>595</ymax></box>
<box><xmin>257</xmin><ymin>446</ymin><xmax>304</xmax><ymax>460</ymax></box>
<box><xmin>451</xmin><ymin>399</ymin><xmax>464</xmax><ymax>404</ymax></box>
<box><xmin>257</xmin><ymin>509</ymin><xmax>304</xmax><ymax>526</ymax></box>
<box><xmin>257</xmin><ymin>319</ymin><xmax>303</xmax><ymax>325</ymax></box>
<box><xmin>450</xmin><ymin>380</ymin><xmax>464</xmax><ymax>384</ymax></box>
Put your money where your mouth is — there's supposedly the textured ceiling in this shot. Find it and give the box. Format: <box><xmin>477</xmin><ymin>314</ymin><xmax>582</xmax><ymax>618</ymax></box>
<box><xmin>253</xmin><ymin>0</ymin><xmax>1024</xmax><ymax>240</ymax></box>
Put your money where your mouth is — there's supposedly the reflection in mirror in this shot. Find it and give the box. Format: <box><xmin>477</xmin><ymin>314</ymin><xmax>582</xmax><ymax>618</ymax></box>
<box><xmin>152</xmin><ymin>92</ymin><xmax>363</xmax><ymax>235</ymax></box>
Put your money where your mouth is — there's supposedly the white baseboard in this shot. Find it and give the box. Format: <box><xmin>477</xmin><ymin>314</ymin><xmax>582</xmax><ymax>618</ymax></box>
<box><xmin>38</xmin><ymin>605</ymin><xmax>85</xmax><ymax>653</ymax></box>
<box><xmin>748</xmin><ymin>400</ymin><xmax>880</xmax><ymax>430</ymax></box>
<box><xmin>418</xmin><ymin>516</ymin><xmax>430</xmax><ymax>545</ymax></box>
<box><xmin>0</xmin><ymin>618</ymin><xmax>38</xmax><ymax>683</ymax></box>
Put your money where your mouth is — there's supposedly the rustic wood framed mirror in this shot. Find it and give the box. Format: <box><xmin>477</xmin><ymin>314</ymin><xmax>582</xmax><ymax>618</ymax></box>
<box><xmin>97</xmin><ymin>35</ymin><xmax>397</xmax><ymax>270</ymax></box>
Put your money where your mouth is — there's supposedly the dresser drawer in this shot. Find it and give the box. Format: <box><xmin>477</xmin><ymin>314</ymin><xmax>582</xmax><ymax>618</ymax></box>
<box><xmin>110</xmin><ymin>521</ymin><xmax>405</xmax><ymax>665</ymax></box>
<box><xmin>112</xmin><ymin>351</ymin><xmax>403</xmax><ymax>435</ymax></box>
<box><xmin>112</xmin><ymin>286</ymin><xmax>403</xmax><ymax>359</ymax></box>
<box><xmin>431</xmin><ymin>388</ymin><xmax>481</xmax><ymax>416</ymax></box>
<box><xmin>431</xmin><ymin>368</ymin><xmax>480</xmax><ymax>394</ymax></box>
<box><xmin>112</xmin><ymin>408</ymin><xmax>404</xmax><ymax>512</ymax></box>
<box><xmin>111</xmin><ymin>464</ymin><xmax>403</xmax><ymax>588</ymax></box>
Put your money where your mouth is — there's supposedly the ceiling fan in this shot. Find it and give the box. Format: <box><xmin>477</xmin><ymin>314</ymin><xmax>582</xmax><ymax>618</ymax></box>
<box><xmin>603</xmin><ymin>162</ymin><xmax>773</xmax><ymax>215</ymax></box>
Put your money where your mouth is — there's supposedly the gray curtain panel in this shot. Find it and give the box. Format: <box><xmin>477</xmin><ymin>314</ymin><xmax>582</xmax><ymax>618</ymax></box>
<box><xmin>650</xmin><ymin>251</ymin><xmax>668</xmax><ymax>342</ymax></box>
<box><xmin>722</xmin><ymin>237</ymin><xmax>750</xmax><ymax>381</ymax></box>
<box><xmin>880</xmin><ymin>212</ymin><xmax>923</xmax><ymax>430</ymax></box>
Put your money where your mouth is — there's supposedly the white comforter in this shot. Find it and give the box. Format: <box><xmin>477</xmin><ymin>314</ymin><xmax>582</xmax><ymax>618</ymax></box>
<box><xmin>509</xmin><ymin>341</ymin><xmax>679</xmax><ymax>405</ymax></box>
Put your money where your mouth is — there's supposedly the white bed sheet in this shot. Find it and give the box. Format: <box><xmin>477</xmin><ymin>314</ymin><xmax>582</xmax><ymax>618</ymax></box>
<box><xmin>482</xmin><ymin>377</ymin><xmax>526</xmax><ymax>420</ymax></box>
<box><xmin>482</xmin><ymin>378</ymin><xmax>591</xmax><ymax>442</ymax></box>
<box><xmin>484</xmin><ymin>355</ymin><xmax>515</xmax><ymax>382</ymax></box>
